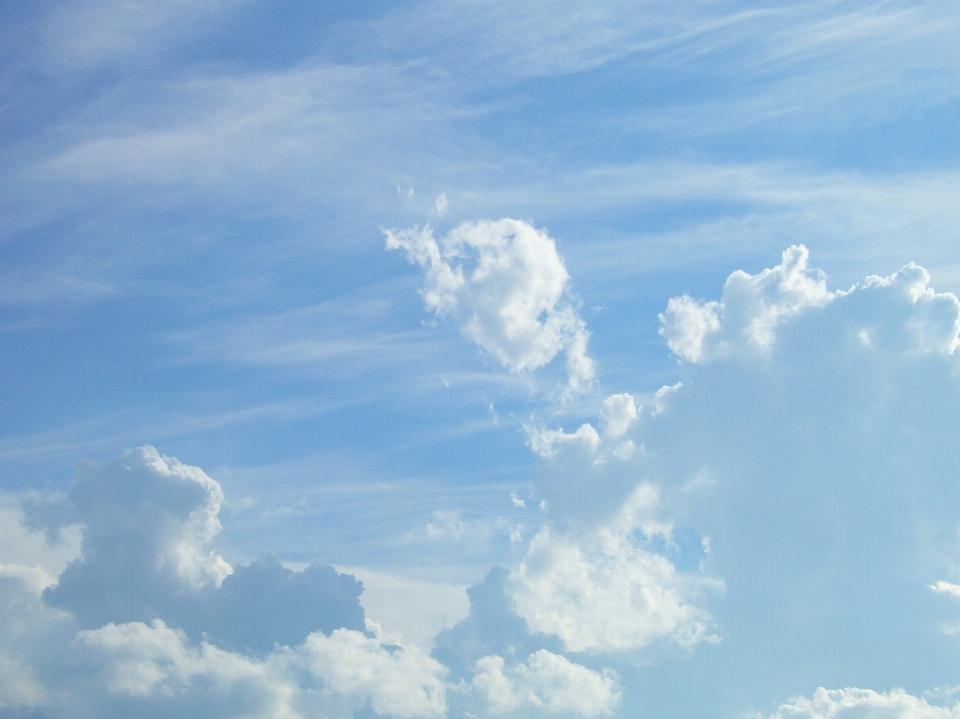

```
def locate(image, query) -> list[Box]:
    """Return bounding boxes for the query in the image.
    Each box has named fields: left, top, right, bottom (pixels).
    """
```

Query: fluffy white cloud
left=77, top=619, right=448, bottom=719
left=526, top=422, right=601, bottom=460
left=509, top=486, right=717, bottom=653
left=768, top=687, right=960, bottom=718
left=301, top=627, right=447, bottom=718
left=598, top=393, right=638, bottom=439
left=659, top=245, right=834, bottom=363
left=472, top=650, right=620, bottom=717
left=0, top=447, right=384, bottom=717
left=628, top=247, right=960, bottom=707
left=78, top=619, right=280, bottom=703
left=386, top=219, right=595, bottom=391
left=931, top=581, right=960, bottom=600
left=659, top=244, right=960, bottom=364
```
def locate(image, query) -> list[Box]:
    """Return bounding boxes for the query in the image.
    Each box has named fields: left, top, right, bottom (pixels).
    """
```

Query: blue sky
left=3, top=1, right=960, bottom=717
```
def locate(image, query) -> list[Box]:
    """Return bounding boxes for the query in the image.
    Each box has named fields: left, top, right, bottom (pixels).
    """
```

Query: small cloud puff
left=386, top=219, right=595, bottom=392
left=598, top=393, right=638, bottom=438
left=767, top=687, right=960, bottom=718
left=472, top=650, right=620, bottom=717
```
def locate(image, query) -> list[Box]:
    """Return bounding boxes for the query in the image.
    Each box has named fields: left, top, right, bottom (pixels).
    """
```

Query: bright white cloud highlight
left=768, top=687, right=960, bottom=718
left=526, top=422, right=601, bottom=460
left=659, top=245, right=833, bottom=363
left=78, top=620, right=448, bottom=719
left=509, top=487, right=717, bottom=653
left=386, top=219, right=595, bottom=391
left=599, top=393, right=638, bottom=438
left=472, top=650, right=620, bottom=717
left=659, top=245, right=960, bottom=363
left=931, top=581, right=960, bottom=600
left=301, top=627, right=448, bottom=718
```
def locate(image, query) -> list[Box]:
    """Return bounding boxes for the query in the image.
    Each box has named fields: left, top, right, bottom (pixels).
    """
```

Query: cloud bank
left=0, top=447, right=448, bottom=718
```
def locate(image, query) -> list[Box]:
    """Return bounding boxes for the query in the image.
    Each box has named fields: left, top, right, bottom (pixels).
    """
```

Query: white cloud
left=659, top=245, right=960, bottom=364
left=526, top=422, right=601, bottom=460
left=78, top=619, right=272, bottom=700
left=386, top=219, right=595, bottom=392
left=43, top=446, right=232, bottom=630
left=509, top=488, right=717, bottom=653
left=0, top=446, right=448, bottom=718
left=659, top=245, right=833, bottom=363
left=931, top=581, right=960, bottom=601
left=768, top=687, right=960, bottom=719
left=301, top=626, right=448, bottom=718
left=472, top=650, right=620, bottom=717
left=598, top=393, right=637, bottom=438
left=77, top=619, right=448, bottom=718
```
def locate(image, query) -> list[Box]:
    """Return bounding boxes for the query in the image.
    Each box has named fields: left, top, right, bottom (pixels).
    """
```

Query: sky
left=2, top=1, right=960, bottom=717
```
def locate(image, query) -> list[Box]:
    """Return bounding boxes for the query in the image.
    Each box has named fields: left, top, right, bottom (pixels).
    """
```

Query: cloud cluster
left=0, top=447, right=456, bottom=718
left=659, top=245, right=834, bottom=363
left=386, top=219, right=595, bottom=392
left=511, top=245, right=960, bottom=711
left=768, top=687, right=960, bottom=719
left=659, top=244, right=960, bottom=364
left=75, top=618, right=448, bottom=719
left=472, top=650, right=620, bottom=717
left=509, top=516, right=716, bottom=653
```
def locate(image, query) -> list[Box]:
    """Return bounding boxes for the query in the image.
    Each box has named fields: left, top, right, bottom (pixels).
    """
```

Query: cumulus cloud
left=629, top=247, right=960, bottom=705
left=77, top=619, right=448, bottom=719
left=472, top=650, right=620, bottom=717
left=524, top=389, right=681, bottom=523
left=300, top=626, right=447, bottom=718
left=32, top=447, right=365, bottom=656
left=0, top=447, right=402, bottom=718
left=386, top=219, right=595, bottom=392
left=511, top=247, right=960, bottom=709
left=508, top=488, right=717, bottom=653
left=598, top=393, right=638, bottom=439
left=659, top=245, right=834, bottom=363
left=659, top=244, right=960, bottom=363
left=768, top=687, right=960, bottom=718
left=42, top=446, right=231, bottom=629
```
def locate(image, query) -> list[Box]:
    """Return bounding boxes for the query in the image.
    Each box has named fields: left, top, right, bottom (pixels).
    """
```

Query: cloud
left=767, top=687, right=960, bottom=719
left=300, top=627, right=447, bottom=718
left=508, top=496, right=717, bottom=653
left=659, top=245, right=834, bottom=363
left=625, top=247, right=960, bottom=702
left=34, top=447, right=366, bottom=657
left=659, top=244, right=960, bottom=363
left=598, top=393, right=638, bottom=439
left=386, top=219, right=595, bottom=392
left=472, top=650, right=620, bottom=717
left=42, top=446, right=231, bottom=627
left=0, top=447, right=456, bottom=718
left=77, top=619, right=448, bottom=719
